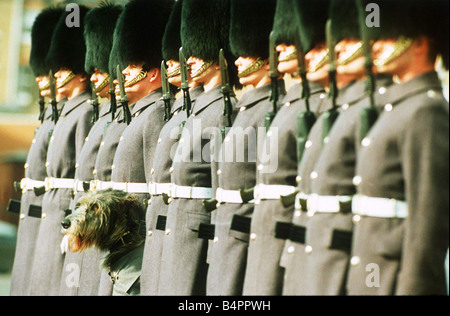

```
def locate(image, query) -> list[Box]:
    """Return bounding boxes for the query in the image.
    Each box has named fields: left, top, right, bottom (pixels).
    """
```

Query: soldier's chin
left=40, top=89, right=51, bottom=98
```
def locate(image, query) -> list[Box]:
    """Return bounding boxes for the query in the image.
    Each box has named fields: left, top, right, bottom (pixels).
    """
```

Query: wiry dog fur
left=62, top=189, right=145, bottom=271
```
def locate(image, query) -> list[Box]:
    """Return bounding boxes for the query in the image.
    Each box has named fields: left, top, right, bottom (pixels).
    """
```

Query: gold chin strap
left=308, top=52, right=329, bottom=73
left=278, top=49, right=298, bottom=62
left=94, top=74, right=111, bottom=93
left=373, top=37, right=413, bottom=67
left=39, top=81, right=50, bottom=91
left=56, top=71, right=76, bottom=89
left=124, top=68, right=148, bottom=88
left=238, top=57, right=266, bottom=78
left=337, top=41, right=363, bottom=66
left=191, top=61, right=213, bottom=79
left=167, top=65, right=181, bottom=78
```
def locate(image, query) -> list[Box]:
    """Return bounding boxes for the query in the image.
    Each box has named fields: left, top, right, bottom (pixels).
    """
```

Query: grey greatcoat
left=98, top=89, right=167, bottom=295
left=242, top=81, right=325, bottom=295
left=29, top=91, right=93, bottom=296
left=207, top=81, right=285, bottom=296
left=281, top=80, right=364, bottom=295
left=93, top=103, right=135, bottom=296
left=298, top=76, right=392, bottom=295
left=9, top=104, right=59, bottom=296
left=158, top=85, right=237, bottom=295
left=58, top=100, right=112, bottom=296
left=347, top=71, right=449, bottom=295
left=141, top=85, right=204, bottom=295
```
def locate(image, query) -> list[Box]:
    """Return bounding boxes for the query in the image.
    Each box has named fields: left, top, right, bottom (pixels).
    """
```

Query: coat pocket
left=187, top=211, right=211, bottom=232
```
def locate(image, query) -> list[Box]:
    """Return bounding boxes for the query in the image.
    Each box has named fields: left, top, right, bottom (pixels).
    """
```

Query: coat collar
left=191, top=85, right=223, bottom=115
left=60, top=90, right=90, bottom=117
left=172, top=85, right=205, bottom=114
left=131, top=88, right=163, bottom=116
left=382, top=71, right=443, bottom=106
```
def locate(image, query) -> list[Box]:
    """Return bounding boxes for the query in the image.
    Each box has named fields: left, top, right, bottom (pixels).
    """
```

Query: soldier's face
left=235, top=56, right=270, bottom=87
left=305, top=44, right=329, bottom=83
left=122, top=63, right=149, bottom=104
left=90, top=69, right=110, bottom=98
left=276, top=44, right=298, bottom=74
left=55, top=68, right=87, bottom=99
left=372, top=38, right=412, bottom=78
left=335, top=39, right=365, bottom=79
left=187, top=56, right=215, bottom=84
left=36, top=75, right=50, bottom=98
left=166, top=59, right=182, bottom=87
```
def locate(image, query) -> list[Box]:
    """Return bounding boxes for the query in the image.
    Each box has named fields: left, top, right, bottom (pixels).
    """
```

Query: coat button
left=165, top=229, right=170, bottom=236
left=92, top=169, right=97, bottom=175
left=169, top=167, right=174, bottom=173
left=216, top=169, right=222, bottom=176
left=352, top=214, right=361, bottom=224
left=239, top=107, right=246, bottom=112
left=45, top=162, right=49, bottom=167
left=150, top=168, right=155, bottom=175
left=147, top=230, right=153, bottom=237
left=24, top=163, right=29, bottom=169
left=250, top=233, right=256, bottom=241
left=310, top=171, right=318, bottom=179
left=305, top=140, right=312, bottom=149
left=384, top=103, right=393, bottom=112
left=304, top=245, right=313, bottom=255
left=85, top=136, right=89, bottom=142
left=287, top=246, right=295, bottom=254
left=111, top=165, right=115, bottom=170
left=213, top=236, right=219, bottom=244
left=20, top=214, right=25, bottom=220
left=361, top=137, right=371, bottom=147
left=352, top=175, right=362, bottom=186
left=75, top=163, right=79, bottom=169
left=296, top=176, right=301, bottom=184
left=350, top=256, right=360, bottom=266
left=341, top=103, right=349, bottom=111
left=157, top=138, right=162, bottom=144
left=378, top=87, right=387, bottom=95
left=41, top=213, right=46, bottom=219
left=284, top=102, right=291, bottom=107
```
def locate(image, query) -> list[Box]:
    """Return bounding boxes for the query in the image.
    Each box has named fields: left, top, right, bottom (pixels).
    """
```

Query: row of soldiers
left=8, top=0, right=449, bottom=296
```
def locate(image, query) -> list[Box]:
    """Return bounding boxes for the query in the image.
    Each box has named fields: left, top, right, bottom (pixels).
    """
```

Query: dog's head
left=61, top=189, right=144, bottom=253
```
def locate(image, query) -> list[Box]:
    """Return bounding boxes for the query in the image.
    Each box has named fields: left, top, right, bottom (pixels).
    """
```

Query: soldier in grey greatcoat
left=295, top=0, right=393, bottom=295
left=140, top=0, right=205, bottom=295
left=94, top=0, right=174, bottom=295
left=58, top=3, right=123, bottom=296
left=206, top=0, right=280, bottom=296
left=28, top=6, right=94, bottom=296
left=158, top=0, right=238, bottom=296
left=347, top=0, right=449, bottom=295
left=9, top=7, right=64, bottom=296
left=239, top=0, right=328, bottom=296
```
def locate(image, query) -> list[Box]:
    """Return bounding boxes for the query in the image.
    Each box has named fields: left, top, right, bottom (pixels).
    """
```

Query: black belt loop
left=155, top=215, right=167, bottom=231
left=7, top=199, right=21, bottom=214
left=330, top=229, right=353, bottom=251
left=338, top=199, right=352, bottom=213
left=230, top=214, right=251, bottom=234
left=289, top=224, right=306, bottom=244
left=274, top=221, right=293, bottom=240
left=28, top=204, right=42, bottom=218
left=198, top=223, right=215, bottom=240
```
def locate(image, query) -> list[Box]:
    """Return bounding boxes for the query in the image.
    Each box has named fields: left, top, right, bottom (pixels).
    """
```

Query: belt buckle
left=20, top=178, right=27, bottom=191
left=168, top=183, right=175, bottom=198
left=338, top=196, right=352, bottom=213
left=44, top=177, right=51, bottom=192
left=90, top=180, right=98, bottom=192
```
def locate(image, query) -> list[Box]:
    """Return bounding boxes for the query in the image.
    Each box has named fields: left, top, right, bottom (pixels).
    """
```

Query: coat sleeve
left=396, top=102, right=449, bottom=295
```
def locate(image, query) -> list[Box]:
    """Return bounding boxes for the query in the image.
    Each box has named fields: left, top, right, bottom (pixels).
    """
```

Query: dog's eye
left=88, top=204, right=99, bottom=212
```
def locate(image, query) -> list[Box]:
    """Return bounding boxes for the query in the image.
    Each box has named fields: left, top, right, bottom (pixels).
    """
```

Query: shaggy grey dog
left=61, top=189, right=145, bottom=295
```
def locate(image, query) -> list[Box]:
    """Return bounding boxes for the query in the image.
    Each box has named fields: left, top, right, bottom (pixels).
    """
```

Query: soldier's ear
left=148, top=68, right=161, bottom=83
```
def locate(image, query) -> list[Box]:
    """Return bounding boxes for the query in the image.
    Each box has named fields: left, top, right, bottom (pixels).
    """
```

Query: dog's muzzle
left=61, top=219, right=71, bottom=229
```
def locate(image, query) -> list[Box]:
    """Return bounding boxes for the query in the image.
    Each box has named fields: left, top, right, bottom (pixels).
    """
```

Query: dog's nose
left=61, top=219, right=71, bottom=229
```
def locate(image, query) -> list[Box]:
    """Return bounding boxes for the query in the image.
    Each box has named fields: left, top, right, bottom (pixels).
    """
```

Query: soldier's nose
left=61, top=219, right=71, bottom=229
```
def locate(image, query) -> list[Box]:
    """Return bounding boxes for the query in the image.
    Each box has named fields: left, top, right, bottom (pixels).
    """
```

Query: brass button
left=304, top=245, right=312, bottom=255
left=250, top=233, right=256, bottom=241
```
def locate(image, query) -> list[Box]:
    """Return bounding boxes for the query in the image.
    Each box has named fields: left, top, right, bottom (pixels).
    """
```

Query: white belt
left=307, top=194, right=353, bottom=215
left=45, top=177, right=75, bottom=191
left=73, top=179, right=90, bottom=193
left=148, top=183, right=172, bottom=196
left=170, top=184, right=213, bottom=199
left=295, top=192, right=309, bottom=210
left=20, top=178, right=45, bottom=191
left=216, top=188, right=254, bottom=204
left=89, top=180, right=147, bottom=194
left=254, top=184, right=296, bottom=200
left=352, top=195, right=408, bottom=219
